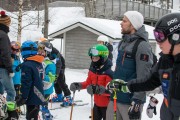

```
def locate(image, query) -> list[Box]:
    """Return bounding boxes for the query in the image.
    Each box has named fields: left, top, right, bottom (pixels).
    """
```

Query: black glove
left=70, top=82, right=82, bottom=92
left=16, top=96, right=26, bottom=107
left=128, top=100, right=142, bottom=119
left=87, top=85, right=105, bottom=95
left=15, top=64, right=22, bottom=72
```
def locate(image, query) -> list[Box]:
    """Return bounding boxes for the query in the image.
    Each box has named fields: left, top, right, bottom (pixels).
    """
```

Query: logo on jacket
left=162, top=73, right=169, bottom=79
left=140, top=54, right=149, bottom=62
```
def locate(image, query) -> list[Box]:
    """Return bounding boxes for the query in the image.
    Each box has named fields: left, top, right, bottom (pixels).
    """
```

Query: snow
left=8, top=7, right=85, bottom=42
left=49, top=17, right=155, bottom=40
left=17, top=68, right=163, bottom=120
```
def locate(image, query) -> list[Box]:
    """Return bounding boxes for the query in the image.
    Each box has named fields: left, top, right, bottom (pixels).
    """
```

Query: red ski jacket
left=81, top=59, right=113, bottom=107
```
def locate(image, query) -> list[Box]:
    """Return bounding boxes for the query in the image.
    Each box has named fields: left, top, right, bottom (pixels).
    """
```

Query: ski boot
left=61, top=96, right=72, bottom=107
left=41, top=106, right=53, bottom=120
left=50, top=94, right=64, bottom=102
left=0, top=95, right=8, bottom=119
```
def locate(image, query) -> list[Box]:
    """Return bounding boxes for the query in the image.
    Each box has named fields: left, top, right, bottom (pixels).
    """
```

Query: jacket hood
left=122, top=25, right=148, bottom=42
left=134, top=25, right=148, bottom=41
left=26, top=55, right=44, bottom=63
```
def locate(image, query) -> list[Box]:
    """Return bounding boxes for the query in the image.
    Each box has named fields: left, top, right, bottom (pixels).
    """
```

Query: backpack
left=118, top=39, right=157, bottom=67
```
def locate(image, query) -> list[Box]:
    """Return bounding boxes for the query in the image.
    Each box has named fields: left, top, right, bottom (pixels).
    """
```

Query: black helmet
left=154, top=13, right=180, bottom=45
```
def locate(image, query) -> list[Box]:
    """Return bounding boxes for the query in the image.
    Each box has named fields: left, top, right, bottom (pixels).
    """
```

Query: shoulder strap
left=132, top=39, right=146, bottom=58
left=118, top=40, right=123, bottom=50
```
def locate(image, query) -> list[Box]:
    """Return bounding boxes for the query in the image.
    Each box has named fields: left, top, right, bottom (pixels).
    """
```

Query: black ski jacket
left=128, top=53, right=180, bottom=115
left=0, top=24, right=13, bottom=73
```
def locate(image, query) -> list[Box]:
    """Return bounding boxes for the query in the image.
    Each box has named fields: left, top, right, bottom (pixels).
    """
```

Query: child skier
left=38, top=41, right=56, bottom=120
left=70, top=44, right=113, bottom=120
left=16, top=40, right=45, bottom=120
left=10, top=41, right=21, bottom=99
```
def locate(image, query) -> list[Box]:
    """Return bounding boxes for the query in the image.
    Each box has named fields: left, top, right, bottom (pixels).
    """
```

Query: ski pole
left=70, top=91, right=75, bottom=120
left=91, top=94, right=93, bottom=120
left=113, top=89, right=117, bottom=120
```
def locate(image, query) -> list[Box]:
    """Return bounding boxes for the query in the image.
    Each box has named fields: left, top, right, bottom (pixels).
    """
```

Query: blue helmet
left=21, top=40, right=38, bottom=59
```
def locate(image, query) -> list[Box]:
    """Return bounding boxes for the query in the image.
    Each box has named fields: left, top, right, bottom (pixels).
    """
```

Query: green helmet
left=88, top=44, right=109, bottom=58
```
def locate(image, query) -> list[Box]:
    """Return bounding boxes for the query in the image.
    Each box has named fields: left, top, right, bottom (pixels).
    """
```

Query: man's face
left=120, top=16, right=134, bottom=34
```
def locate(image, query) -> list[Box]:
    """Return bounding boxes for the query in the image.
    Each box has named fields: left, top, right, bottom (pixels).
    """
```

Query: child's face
left=157, top=38, right=171, bottom=54
left=97, top=41, right=104, bottom=45
left=38, top=49, right=46, bottom=57
left=91, top=56, right=100, bottom=62
left=11, top=48, right=20, bottom=55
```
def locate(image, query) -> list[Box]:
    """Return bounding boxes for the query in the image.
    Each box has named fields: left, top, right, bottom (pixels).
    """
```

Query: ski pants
left=93, top=104, right=107, bottom=120
left=54, top=69, right=71, bottom=97
left=106, top=101, right=143, bottom=120
left=0, top=68, right=15, bottom=101
left=160, top=102, right=180, bottom=120
left=26, top=105, right=40, bottom=120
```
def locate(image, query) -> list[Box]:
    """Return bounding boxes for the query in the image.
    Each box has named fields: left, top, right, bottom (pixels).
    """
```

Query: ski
left=49, top=103, right=89, bottom=110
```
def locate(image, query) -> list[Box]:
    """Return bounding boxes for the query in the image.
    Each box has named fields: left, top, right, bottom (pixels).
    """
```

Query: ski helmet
left=38, top=41, right=52, bottom=56
left=88, top=44, right=109, bottom=58
left=97, top=35, right=109, bottom=43
left=88, top=44, right=109, bottom=68
left=21, top=40, right=38, bottom=59
left=11, top=41, right=21, bottom=52
left=154, top=12, right=180, bottom=45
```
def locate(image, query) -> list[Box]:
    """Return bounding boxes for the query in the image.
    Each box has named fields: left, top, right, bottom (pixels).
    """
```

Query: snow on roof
left=49, top=17, right=155, bottom=40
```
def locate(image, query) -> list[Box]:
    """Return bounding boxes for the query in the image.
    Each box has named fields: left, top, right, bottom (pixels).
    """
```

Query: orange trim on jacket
left=26, top=55, right=44, bottom=63
left=81, top=70, right=112, bottom=107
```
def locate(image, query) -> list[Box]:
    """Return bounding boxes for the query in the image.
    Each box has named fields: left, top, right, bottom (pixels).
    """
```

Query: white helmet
left=97, top=35, right=109, bottom=43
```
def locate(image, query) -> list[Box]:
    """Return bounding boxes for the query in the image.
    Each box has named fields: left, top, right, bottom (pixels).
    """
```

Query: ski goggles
left=88, top=48, right=99, bottom=56
left=153, top=30, right=167, bottom=43
left=11, top=47, right=20, bottom=52
left=88, top=48, right=108, bottom=57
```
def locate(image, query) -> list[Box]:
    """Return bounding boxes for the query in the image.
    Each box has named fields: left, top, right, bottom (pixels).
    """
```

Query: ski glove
left=146, top=96, right=158, bottom=118
left=70, top=82, right=82, bottom=92
left=87, top=84, right=105, bottom=95
left=9, top=73, right=14, bottom=78
left=128, top=100, right=142, bottom=119
left=107, top=79, right=130, bottom=93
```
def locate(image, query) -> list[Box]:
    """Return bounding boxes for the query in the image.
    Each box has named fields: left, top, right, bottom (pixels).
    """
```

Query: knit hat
left=0, top=11, right=11, bottom=27
left=124, top=11, right=144, bottom=30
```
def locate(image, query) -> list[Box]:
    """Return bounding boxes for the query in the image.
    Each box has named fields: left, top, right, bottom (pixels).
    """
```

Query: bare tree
left=17, top=0, right=23, bottom=43
left=44, top=0, right=49, bottom=38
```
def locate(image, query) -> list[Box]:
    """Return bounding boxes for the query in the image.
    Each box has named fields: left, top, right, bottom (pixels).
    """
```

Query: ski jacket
left=0, top=24, right=13, bottom=73
left=128, top=53, right=180, bottom=116
left=21, top=55, right=45, bottom=105
left=11, top=54, right=21, bottom=85
left=113, top=26, right=153, bottom=104
left=81, top=59, right=113, bottom=107
left=50, top=47, right=62, bottom=76
left=43, top=58, right=56, bottom=95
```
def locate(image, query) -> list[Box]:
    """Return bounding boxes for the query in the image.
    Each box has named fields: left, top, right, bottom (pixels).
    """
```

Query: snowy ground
left=19, top=68, right=163, bottom=120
